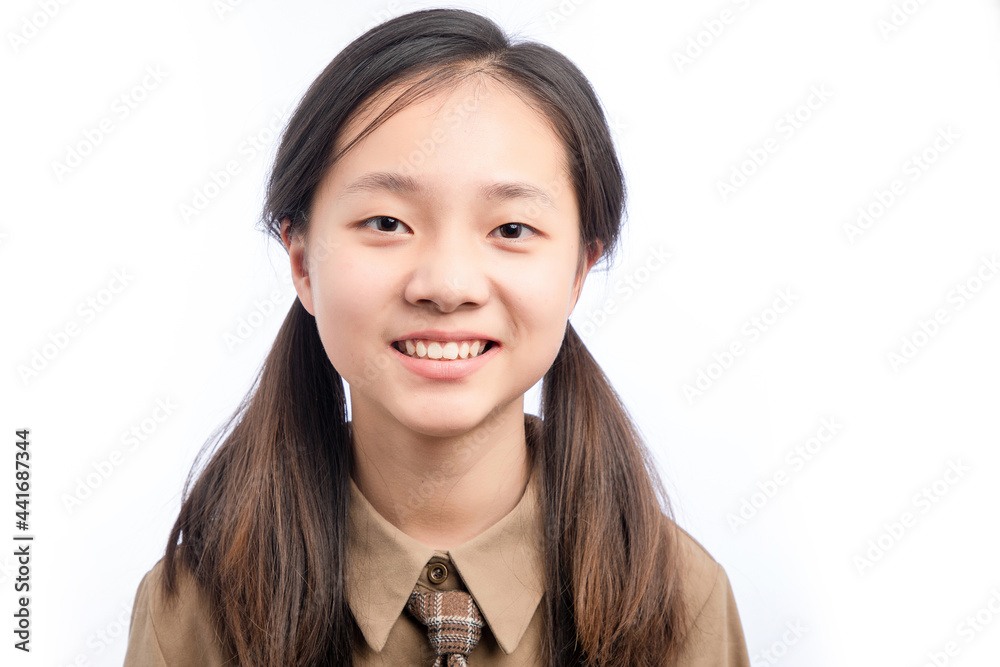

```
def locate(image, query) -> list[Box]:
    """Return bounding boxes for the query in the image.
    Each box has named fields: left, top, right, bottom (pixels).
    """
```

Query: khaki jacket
left=124, top=419, right=751, bottom=665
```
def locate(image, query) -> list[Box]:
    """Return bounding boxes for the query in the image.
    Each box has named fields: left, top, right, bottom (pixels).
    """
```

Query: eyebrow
left=338, top=171, right=556, bottom=210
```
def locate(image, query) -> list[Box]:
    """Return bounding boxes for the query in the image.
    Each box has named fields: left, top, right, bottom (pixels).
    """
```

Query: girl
left=124, top=8, right=750, bottom=666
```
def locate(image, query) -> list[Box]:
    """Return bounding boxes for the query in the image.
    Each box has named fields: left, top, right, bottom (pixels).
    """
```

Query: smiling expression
left=284, top=75, right=599, bottom=439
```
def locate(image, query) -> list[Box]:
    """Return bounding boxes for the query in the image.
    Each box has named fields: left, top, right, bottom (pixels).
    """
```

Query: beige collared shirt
left=124, top=423, right=752, bottom=666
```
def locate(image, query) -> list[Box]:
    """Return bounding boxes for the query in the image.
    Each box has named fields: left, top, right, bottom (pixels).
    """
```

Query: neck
left=348, top=399, right=531, bottom=550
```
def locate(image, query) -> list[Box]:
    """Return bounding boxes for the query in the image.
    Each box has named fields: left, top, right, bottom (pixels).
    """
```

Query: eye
left=490, top=223, right=537, bottom=240
left=361, top=216, right=411, bottom=234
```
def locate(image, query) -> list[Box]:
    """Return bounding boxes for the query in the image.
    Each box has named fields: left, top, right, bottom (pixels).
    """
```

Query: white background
left=2, top=0, right=999, bottom=665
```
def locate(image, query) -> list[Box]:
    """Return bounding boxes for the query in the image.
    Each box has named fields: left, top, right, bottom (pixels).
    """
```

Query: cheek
left=309, top=252, right=391, bottom=374
left=508, top=254, right=578, bottom=320
left=506, top=257, right=577, bottom=356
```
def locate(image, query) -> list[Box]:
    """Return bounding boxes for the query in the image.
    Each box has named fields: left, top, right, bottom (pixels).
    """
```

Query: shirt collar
left=345, top=414, right=546, bottom=655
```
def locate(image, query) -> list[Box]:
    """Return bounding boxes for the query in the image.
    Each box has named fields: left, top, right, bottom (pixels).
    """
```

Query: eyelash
left=360, top=216, right=538, bottom=240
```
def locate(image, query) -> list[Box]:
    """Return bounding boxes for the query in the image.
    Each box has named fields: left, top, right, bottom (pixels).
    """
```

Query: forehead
left=332, top=74, right=571, bottom=180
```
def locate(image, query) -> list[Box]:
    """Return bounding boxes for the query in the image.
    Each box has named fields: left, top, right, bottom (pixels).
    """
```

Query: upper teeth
left=399, top=339, right=491, bottom=360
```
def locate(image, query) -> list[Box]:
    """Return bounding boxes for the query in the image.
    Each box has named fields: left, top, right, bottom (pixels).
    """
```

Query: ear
left=281, top=218, right=316, bottom=316
left=568, top=239, right=603, bottom=315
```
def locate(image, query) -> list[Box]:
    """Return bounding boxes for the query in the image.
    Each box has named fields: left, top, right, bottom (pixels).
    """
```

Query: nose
left=403, top=232, right=489, bottom=313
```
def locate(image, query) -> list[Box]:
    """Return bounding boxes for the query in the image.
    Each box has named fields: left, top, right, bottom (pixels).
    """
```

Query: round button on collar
left=428, top=562, right=449, bottom=585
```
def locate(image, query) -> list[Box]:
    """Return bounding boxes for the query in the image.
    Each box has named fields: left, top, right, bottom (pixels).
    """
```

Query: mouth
left=391, top=338, right=498, bottom=361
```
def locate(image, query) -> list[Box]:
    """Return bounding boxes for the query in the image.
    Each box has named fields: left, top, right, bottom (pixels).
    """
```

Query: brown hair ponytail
left=540, top=322, right=686, bottom=665
left=164, top=299, right=356, bottom=664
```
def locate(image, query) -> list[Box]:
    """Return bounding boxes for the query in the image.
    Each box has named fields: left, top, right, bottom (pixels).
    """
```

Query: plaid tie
left=406, top=588, right=484, bottom=666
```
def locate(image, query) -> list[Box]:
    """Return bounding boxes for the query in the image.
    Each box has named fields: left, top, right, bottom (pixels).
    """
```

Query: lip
left=390, top=339, right=500, bottom=380
left=392, top=330, right=498, bottom=344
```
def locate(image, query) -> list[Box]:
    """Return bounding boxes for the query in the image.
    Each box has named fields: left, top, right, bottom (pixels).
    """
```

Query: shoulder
left=123, top=549, right=232, bottom=667
left=664, top=517, right=752, bottom=667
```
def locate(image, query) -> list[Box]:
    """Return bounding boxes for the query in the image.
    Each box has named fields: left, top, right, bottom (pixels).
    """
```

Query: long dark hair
left=164, top=8, right=687, bottom=665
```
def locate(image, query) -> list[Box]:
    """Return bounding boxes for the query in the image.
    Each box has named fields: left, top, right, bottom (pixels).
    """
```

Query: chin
left=396, top=410, right=487, bottom=439
left=395, top=395, right=515, bottom=438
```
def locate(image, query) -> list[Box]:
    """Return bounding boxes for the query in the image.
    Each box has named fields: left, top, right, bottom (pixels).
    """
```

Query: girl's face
left=284, top=77, right=599, bottom=439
